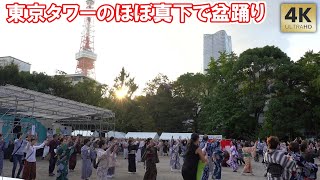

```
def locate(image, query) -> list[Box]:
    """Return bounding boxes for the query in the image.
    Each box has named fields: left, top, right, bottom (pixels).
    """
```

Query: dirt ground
left=1, top=156, right=318, bottom=180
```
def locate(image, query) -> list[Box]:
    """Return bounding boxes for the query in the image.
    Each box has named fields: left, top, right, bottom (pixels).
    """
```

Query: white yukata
left=136, top=141, right=145, bottom=162
left=123, top=141, right=128, bottom=159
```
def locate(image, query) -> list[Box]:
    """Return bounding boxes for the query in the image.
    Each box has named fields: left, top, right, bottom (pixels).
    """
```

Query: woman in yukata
left=170, top=139, right=181, bottom=172
left=228, top=141, right=239, bottom=172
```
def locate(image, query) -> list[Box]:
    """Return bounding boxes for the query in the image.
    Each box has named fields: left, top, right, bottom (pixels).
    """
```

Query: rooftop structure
left=0, top=84, right=115, bottom=138
left=0, top=56, right=31, bottom=72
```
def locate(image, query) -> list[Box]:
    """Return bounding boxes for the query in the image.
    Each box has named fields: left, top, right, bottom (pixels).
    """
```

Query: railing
left=75, top=50, right=97, bottom=60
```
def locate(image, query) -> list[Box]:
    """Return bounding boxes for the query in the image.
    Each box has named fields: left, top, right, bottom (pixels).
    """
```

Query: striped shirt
left=264, top=149, right=296, bottom=180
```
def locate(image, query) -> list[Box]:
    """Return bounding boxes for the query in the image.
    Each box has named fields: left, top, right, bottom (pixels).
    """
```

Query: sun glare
left=115, top=87, right=127, bottom=99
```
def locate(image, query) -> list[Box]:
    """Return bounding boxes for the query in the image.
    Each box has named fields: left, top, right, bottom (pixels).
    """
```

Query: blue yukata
left=212, top=145, right=224, bottom=180
left=199, top=141, right=218, bottom=180
left=229, top=145, right=239, bottom=172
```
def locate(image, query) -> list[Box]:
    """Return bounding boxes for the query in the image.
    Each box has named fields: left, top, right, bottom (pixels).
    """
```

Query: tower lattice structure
left=75, top=0, right=97, bottom=79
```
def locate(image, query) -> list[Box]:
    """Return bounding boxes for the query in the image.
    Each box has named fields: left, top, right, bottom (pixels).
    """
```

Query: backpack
left=267, top=163, right=284, bottom=178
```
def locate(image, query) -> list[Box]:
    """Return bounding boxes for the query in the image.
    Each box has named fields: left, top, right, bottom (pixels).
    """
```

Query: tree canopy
left=1, top=46, right=320, bottom=140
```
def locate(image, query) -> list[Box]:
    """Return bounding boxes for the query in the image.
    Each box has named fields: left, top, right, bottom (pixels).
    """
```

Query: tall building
left=75, top=0, right=97, bottom=79
left=203, top=30, right=232, bottom=73
left=0, top=56, right=31, bottom=72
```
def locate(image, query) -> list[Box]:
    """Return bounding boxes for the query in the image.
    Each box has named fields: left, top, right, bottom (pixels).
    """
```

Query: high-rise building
left=203, top=30, right=232, bottom=73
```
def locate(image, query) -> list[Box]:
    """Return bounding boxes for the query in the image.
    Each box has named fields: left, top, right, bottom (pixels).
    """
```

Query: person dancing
left=181, top=133, right=207, bottom=180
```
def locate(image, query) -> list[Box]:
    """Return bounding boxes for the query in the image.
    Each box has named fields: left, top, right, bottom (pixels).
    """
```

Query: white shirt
left=25, top=142, right=46, bottom=162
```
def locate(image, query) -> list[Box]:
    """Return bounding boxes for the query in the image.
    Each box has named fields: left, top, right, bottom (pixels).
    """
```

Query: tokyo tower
left=75, top=0, right=97, bottom=79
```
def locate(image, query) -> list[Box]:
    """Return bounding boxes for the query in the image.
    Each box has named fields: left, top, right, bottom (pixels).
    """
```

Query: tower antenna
left=75, top=0, right=97, bottom=79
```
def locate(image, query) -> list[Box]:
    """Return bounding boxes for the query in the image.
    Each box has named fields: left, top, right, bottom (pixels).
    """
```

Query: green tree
left=199, top=52, right=253, bottom=138
left=263, top=63, right=306, bottom=139
left=66, top=79, right=108, bottom=106
left=110, top=67, right=138, bottom=99
left=173, top=73, right=207, bottom=103
left=110, top=97, right=155, bottom=132
left=144, top=73, right=170, bottom=96
left=297, top=51, right=320, bottom=137
left=172, top=73, right=207, bottom=132
left=235, top=46, right=291, bottom=129
left=0, top=64, right=23, bottom=86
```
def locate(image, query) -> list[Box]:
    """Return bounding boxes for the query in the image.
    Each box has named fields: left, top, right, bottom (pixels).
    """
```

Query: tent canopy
left=0, top=85, right=115, bottom=133
left=0, top=85, right=115, bottom=121
left=199, top=135, right=223, bottom=140
left=105, top=131, right=126, bottom=139
left=159, top=133, right=192, bottom=140
left=125, top=132, right=159, bottom=139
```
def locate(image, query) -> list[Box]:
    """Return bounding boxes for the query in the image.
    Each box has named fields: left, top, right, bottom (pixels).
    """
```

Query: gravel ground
left=1, top=156, right=319, bottom=180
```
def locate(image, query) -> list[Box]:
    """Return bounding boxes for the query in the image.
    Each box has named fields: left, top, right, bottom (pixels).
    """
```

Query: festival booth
left=220, top=139, right=232, bottom=151
left=71, top=130, right=93, bottom=137
left=125, top=132, right=159, bottom=140
left=199, top=135, right=223, bottom=141
left=105, top=131, right=126, bottom=139
left=199, top=135, right=231, bottom=151
left=159, top=132, right=192, bottom=140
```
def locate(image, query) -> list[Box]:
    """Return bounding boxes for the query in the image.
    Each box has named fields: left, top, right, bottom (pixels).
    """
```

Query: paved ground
left=1, top=156, right=318, bottom=180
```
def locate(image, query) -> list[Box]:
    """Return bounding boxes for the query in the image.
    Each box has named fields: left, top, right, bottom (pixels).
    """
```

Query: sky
left=0, top=0, right=319, bottom=94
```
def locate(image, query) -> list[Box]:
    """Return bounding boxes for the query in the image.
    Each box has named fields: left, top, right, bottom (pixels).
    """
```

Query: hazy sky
left=1, top=0, right=319, bottom=94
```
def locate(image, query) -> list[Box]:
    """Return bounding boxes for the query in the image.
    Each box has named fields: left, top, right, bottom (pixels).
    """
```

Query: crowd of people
left=180, top=134, right=320, bottom=180
left=0, top=131, right=319, bottom=180
left=0, top=131, right=163, bottom=180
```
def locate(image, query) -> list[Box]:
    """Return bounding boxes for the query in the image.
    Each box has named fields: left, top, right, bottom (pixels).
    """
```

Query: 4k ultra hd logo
left=281, top=4, right=317, bottom=33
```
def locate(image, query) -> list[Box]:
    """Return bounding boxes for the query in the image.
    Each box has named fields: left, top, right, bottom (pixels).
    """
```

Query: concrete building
left=203, top=30, right=232, bottom=73
left=65, top=74, right=94, bottom=85
left=0, top=56, right=31, bottom=72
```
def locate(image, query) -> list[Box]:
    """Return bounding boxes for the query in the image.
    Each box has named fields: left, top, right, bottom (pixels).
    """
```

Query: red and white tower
left=75, top=0, right=97, bottom=79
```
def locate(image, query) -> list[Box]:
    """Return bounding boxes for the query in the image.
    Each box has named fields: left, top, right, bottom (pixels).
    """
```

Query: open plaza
left=0, top=156, right=273, bottom=180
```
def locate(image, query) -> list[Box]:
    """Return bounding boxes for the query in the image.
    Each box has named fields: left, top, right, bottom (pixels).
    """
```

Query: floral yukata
left=96, top=148, right=111, bottom=180
left=170, top=141, right=181, bottom=171
left=56, top=144, right=74, bottom=180
left=228, top=145, right=239, bottom=172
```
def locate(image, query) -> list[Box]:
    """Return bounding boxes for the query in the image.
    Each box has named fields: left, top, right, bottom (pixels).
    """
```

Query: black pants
left=182, top=168, right=196, bottom=180
left=49, top=156, right=57, bottom=174
left=237, top=158, right=245, bottom=165
left=128, top=154, right=136, bottom=172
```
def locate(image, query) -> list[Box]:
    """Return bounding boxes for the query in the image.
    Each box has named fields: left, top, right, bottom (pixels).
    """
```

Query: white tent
left=71, top=130, right=93, bottom=137
left=125, top=132, right=159, bottom=140
left=159, top=132, right=192, bottom=140
left=105, top=131, right=126, bottom=139
left=199, top=135, right=223, bottom=140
